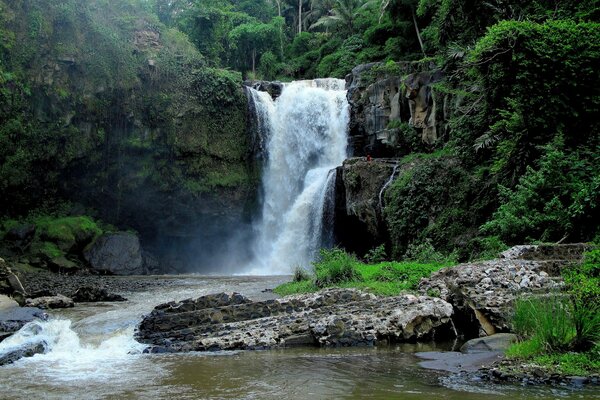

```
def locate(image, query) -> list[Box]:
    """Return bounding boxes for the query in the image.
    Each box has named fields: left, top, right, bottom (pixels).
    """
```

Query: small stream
left=0, top=276, right=597, bottom=400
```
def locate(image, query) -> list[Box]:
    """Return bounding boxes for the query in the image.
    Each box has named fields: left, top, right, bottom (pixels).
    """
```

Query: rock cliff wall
left=0, top=1, right=258, bottom=272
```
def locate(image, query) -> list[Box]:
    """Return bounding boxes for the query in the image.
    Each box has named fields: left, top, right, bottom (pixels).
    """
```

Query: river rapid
left=0, top=276, right=598, bottom=400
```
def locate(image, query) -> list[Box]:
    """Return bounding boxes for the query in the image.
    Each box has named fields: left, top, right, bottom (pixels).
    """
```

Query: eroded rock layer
left=136, top=289, right=453, bottom=352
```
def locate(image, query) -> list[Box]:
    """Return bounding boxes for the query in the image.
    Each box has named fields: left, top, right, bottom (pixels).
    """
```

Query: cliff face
left=0, top=1, right=257, bottom=271
left=345, top=62, right=447, bottom=157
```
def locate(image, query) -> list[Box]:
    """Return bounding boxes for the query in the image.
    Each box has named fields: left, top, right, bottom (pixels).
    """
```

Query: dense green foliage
left=274, top=248, right=452, bottom=296
left=0, top=0, right=598, bottom=272
left=0, top=0, right=255, bottom=227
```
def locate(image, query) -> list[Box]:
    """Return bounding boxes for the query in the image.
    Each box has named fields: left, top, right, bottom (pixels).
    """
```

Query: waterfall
left=378, top=162, right=400, bottom=210
left=246, top=79, right=349, bottom=275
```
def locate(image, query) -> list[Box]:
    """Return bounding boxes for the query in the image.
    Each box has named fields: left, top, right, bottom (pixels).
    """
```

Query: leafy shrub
left=481, top=139, right=600, bottom=244
left=563, top=250, right=600, bottom=350
left=292, top=266, right=312, bottom=282
left=314, top=248, right=362, bottom=287
left=404, top=238, right=455, bottom=263
left=364, top=244, right=387, bottom=263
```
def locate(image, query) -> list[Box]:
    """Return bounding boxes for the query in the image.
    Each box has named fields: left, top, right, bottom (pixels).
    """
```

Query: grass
left=273, top=248, right=453, bottom=297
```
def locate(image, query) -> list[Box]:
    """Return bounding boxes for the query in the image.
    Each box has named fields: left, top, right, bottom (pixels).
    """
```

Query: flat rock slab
left=136, top=288, right=454, bottom=352
left=417, top=351, right=504, bottom=373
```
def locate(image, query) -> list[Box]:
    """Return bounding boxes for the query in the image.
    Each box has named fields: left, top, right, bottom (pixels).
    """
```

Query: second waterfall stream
left=246, top=79, right=349, bottom=275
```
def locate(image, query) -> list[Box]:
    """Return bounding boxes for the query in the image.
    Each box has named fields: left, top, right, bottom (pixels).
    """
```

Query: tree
left=228, top=18, right=283, bottom=76
left=310, top=0, right=365, bottom=35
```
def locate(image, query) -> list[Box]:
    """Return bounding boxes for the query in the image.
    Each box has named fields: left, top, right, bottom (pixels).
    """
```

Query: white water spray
left=247, top=79, right=349, bottom=274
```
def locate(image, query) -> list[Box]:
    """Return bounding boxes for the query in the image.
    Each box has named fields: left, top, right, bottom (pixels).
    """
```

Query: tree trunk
left=298, top=0, right=302, bottom=34
left=252, top=48, right=256, bottom=77
left=411, top=7, right=426, bottom=56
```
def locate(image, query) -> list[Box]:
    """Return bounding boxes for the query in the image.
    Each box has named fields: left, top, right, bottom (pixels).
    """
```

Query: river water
left=0, top=276, right=597, bottom=400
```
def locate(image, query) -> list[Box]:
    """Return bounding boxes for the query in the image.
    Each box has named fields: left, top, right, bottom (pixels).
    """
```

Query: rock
left=136, top=288, right=454, bottom=352
left=0, top=341, right=47, bottom=366
left=403, top=70, right=444, bottom=144
left=244, top=80, right=284, bottom=99
left=84, top=232, right=146, bottom=275
left=47, top=256, right=81, bottom=273
left=345, top=62, right=445, bottom=155
left=4, top=224, right=36, bottom=249
left=0, top=295, right=47, bottom=342
left=0, top=258, right=28, bottom=306
left=418, top=245, right=580, bottom=335
left=72, top=286, right=127, bottom=302
left=25, top=294, right=74, bottom=309
left=337, top=158, right=397, bottom=242
left=460, top=333, right=518, bottom=354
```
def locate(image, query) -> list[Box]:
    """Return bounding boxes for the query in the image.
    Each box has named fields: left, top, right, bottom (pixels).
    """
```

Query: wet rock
left=25, top=294, right=74, bottom=309
left=136, top=288, right=454, bottom=352
left=84, top=232, right=145, bottom=275
left=460, top=333, right=517, bottom=354
left=0, top=341, right=47, bottom=366
left=0, top=295, right=47, bottom=342
left=244, top=80, right=284, bottom=99
left=418, top=244, right=589, bottom=335
left=338, top=158, right=397, bottom=240
left=72, top=286, right=127, bottom=302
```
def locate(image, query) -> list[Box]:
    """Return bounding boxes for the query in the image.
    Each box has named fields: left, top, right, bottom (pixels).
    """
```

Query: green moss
left=35, top=215, right=102, bottom=249
left=36, top=241, right=64, bottom=259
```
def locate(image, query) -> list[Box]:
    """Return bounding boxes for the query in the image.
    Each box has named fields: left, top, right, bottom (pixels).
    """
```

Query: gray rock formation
left=72, top=286, right=127, bottom=302
left=345, top=62, right=445, bottom=155
left=337, top=158, right=396, bottom=239
left=244, top=80, right=284, bottom=99
left=418, top=244, right=590, bottom=336
left=460, top=333, right=518, bottom=354
left=84, top=232, right=145, bottom=275
left=0, top=296, right=47, bottom=342
left=0, top=341, right=47, bottom=366
left=136, top=289, right=454, bottom=352
left=25, top=294, right=74, bottom=309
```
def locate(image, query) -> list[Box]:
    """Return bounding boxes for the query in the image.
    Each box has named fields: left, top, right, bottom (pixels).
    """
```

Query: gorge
left=0, top=0, right=598, bottom=398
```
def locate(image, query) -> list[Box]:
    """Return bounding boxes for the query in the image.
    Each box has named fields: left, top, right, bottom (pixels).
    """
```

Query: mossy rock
left=35, top=216, right=102, bottom=252
left=32, top=241, right=64, bottom=260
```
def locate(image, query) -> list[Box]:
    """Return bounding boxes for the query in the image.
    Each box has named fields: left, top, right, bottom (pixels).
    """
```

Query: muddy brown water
left=0, top=276, right=597, bottom=399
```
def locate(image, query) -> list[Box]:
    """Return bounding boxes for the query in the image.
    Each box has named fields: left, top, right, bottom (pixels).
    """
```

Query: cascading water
left=246, top=79, right=349, bottom=275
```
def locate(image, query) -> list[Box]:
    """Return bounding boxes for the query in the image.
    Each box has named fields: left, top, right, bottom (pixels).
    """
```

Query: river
left=0, top=276, right=597, bottom=399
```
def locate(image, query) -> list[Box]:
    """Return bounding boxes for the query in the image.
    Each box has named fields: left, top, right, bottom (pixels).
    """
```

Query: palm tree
left=310, top=0, right=365, bottom=35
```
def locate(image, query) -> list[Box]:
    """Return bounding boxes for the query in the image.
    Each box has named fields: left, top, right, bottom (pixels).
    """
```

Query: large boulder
left=418, top=244, right=590, bottom=336
left=25, top=294, right=74, bottom=309
left=84, top=232, right=146, bottom=275
left=136, top=288, right=454, bottom=353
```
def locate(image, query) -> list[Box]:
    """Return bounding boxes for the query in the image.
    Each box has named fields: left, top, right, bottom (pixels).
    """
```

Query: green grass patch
left=273, top=248, right=452, bottom=297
